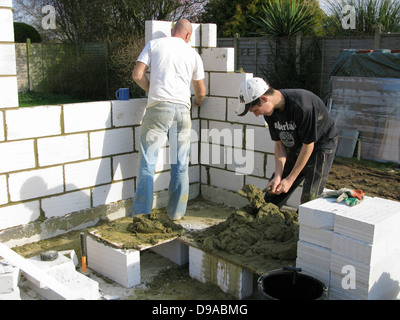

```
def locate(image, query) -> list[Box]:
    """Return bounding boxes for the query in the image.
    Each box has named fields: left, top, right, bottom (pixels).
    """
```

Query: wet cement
left=191, top=185, right=299, bottom=274
left=88, top=210, right=184, bottom=250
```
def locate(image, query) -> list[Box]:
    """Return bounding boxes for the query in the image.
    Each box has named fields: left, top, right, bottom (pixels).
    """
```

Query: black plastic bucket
left=257, top=267, right=327, bottom=300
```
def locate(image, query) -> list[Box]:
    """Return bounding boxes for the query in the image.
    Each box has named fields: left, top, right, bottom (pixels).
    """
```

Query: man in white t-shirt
left=132, top=19, right=206, bottom=220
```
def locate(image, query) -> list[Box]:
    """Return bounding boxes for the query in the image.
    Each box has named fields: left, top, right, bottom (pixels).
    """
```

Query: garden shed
left=329, top=49, right=400, bottom=164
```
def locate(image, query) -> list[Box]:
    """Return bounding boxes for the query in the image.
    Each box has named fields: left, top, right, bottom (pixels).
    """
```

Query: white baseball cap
left=235, top=77, right=269, bottom=116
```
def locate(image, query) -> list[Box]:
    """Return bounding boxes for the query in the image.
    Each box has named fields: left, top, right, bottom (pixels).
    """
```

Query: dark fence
left=218, top=33, right=400, bottom=100
left=15, top=33, right=400, bottom=101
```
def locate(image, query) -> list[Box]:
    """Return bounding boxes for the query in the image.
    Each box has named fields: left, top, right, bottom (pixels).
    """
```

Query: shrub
left=14, top=22, right=42, bottom=43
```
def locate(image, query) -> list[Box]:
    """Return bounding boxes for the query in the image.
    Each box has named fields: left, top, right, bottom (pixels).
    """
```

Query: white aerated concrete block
left=90, top=128, right=133, bottom=157
left=296, top=258, right=330, bottom=287
left=38, top=134, right=89, bottom=166
left=0, top=9, right=14, bottom=42
left=112, top=99, right=147, bottom=127
left=202, top=120, right=243, bottom=147
left=328, top=287, right=358, bottom=300
left=298, top=197, right=337, bottom=230
left=189, top=165, right=200, bottom=183
left=333, top=197, right=400, bottom=243
left=330, top=257, right=400, bottom=300
left=201, top=48, right=234, bottom=72
left=190, top=23, right=200, bottom=48
left=0, top=44, right=17, bottom=75
left=296, top=240, right=331, bottom=270
left=145, top=20, right=172, bottom=45
left=199, top=97, right=226, bottom=121
left=113, top=153, right=138, bottom=180
left=151, top=239, right=189, bottom=265
left=0, top=175, right=7, bottom=205
left=0, top=201, right=40, bottom=230
left=247, top=125, right=274, bottom=153
left=0, top=76, right=18, bottom=108
left=86, top=236, right=141, bottom=288
left=210, top=73, right=252, bottom=97
left=25, top=254, right=77, bottom=288
left=65, top=158, right=111, bottom=190
left=8, top=166, right=64, bottom=201
left=200, top=143, right=226, bottom=169
left=6, top=106, right=61, bottom=140
left=0, top=140, right=35, bottom=174
left=42, top=189, right=91, bottom=218
left=0, top=265, right=20, bottom=294
left=208, top=168, right=244, bottom=192
left=286, top=185, right=302, bottom=209
left=227, top=149, right=262, bottom=177
left=0, top=1, right=12, bottom=7
left=189, top=246, right=253, bottom=299
left=331, top=232, right=400, bottom=265
left=63, top=101, right=111, bottom=133
left=201, top=24, right=217, bottom=48
left=299, top=225, right=333, bottom=249
left=25, top=253, right=100, bottom=300
left=92, top=180, right=135, bottom=207
left=330, top=248, right=400, bottom=300
left=0, top=111, right=4, bottom=142
left=0, top=287, right=20, bottom=300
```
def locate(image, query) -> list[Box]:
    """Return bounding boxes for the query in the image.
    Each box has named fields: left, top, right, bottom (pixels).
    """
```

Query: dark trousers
left=264, top=137, right=338, bottom=208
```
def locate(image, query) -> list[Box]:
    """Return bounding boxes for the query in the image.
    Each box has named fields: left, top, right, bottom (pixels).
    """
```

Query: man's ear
left=260, top=95, right=268, bottom=104
left=185, top=33, right=191, bottom=43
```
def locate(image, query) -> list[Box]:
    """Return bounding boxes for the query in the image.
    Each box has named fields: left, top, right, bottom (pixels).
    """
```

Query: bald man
left=132, top=19, right=206, bottom=221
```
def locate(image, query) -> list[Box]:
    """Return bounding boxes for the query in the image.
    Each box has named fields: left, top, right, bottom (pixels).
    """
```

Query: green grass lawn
left=18, top=91, right=92, bottom=107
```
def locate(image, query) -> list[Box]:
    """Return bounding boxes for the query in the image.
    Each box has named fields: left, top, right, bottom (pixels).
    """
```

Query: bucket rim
left=257, top=267, right=328, bottom=300
left=257, top=268, right=327, bottom=290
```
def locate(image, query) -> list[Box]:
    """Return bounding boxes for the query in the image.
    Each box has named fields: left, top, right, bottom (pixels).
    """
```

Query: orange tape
left=82, top=256, right=87, bottom=272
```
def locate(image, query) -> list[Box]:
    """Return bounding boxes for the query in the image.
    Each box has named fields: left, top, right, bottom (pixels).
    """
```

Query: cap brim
left=235, top=102, right=251, bottom=116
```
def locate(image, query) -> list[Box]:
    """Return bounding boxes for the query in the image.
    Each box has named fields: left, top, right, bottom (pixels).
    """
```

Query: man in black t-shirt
left=235, top=77, right=338, bottom=208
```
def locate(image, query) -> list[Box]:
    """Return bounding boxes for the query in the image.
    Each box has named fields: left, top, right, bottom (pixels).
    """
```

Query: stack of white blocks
left=297, top=196, right=400, bottom=300
left=24, top=250, right=100, bottom=300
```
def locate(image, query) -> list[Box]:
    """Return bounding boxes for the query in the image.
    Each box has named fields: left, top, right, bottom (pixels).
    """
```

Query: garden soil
left=11, top=159, right=400, bottom=300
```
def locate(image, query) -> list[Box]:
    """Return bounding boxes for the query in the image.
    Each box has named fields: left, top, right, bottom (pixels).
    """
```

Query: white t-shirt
left=137, top=36, right=205, bottom=109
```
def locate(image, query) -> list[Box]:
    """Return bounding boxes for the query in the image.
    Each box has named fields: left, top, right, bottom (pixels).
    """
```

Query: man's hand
left=192, top=79, right=206, bottom=106
left=275, top=177, right=294, bottom=194
left=266, top=176, right=293, bottom=195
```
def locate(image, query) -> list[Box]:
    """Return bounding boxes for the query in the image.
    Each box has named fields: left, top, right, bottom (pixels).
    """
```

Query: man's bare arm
left=132, top=61, right=150, bottom=92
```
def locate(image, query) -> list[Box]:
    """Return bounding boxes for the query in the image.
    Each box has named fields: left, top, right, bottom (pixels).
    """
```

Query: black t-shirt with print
left=264, top=89, right=338, bottom=152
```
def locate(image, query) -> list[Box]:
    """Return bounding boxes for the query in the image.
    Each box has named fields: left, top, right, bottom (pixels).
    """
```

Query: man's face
left=249, top=96, right=273, bottom=117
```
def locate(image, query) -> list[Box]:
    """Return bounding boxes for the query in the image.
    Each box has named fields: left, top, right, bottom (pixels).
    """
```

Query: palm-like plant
left=322, top=0, right=400, bottom=35
left=253, top=0, right=318, bottom=37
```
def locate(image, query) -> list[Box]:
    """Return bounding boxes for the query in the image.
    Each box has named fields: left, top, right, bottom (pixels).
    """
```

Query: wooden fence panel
left=15, top=42, right=107, bottom=92
left=218, top=34, right=399, bottom=100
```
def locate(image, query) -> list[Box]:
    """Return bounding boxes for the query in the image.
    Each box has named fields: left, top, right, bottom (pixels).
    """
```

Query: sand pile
left=192, top=185, right=299, bottom=272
